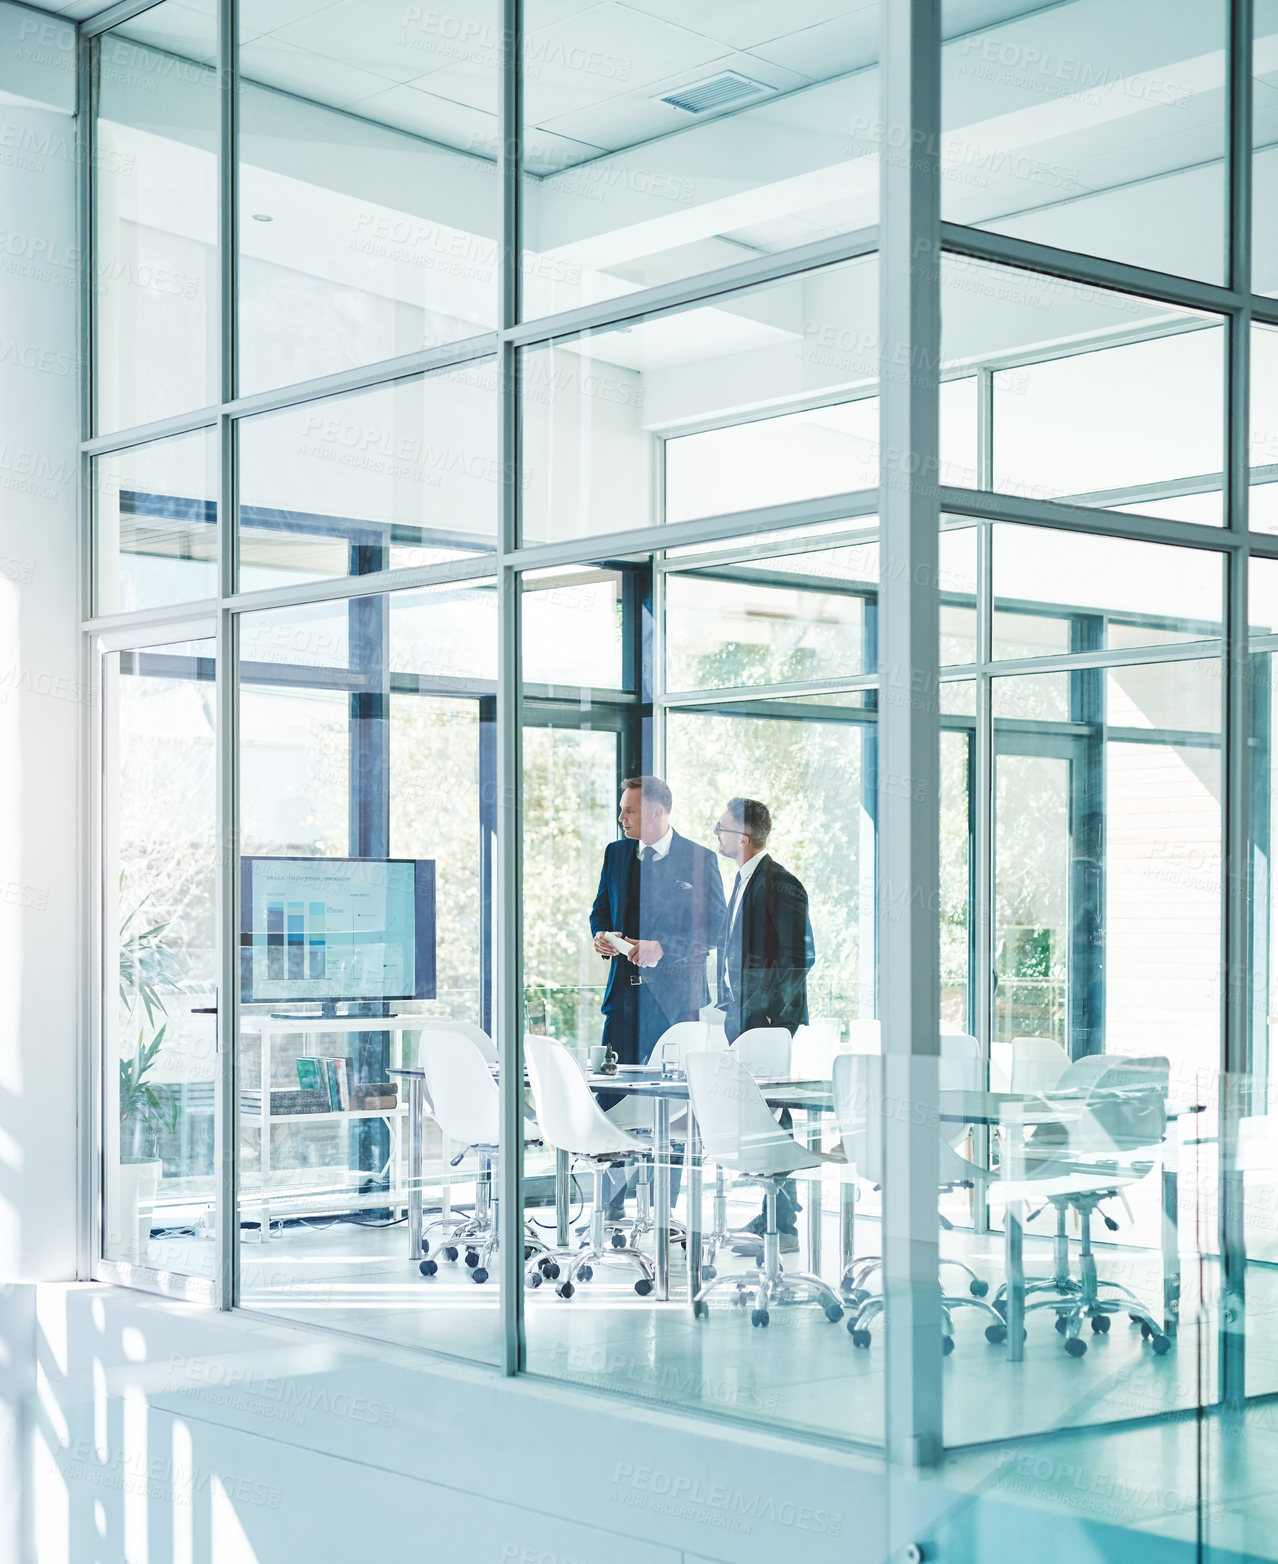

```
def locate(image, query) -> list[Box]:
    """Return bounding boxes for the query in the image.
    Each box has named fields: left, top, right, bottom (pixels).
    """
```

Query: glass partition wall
left=84, top=0, right=1278, bottom=1552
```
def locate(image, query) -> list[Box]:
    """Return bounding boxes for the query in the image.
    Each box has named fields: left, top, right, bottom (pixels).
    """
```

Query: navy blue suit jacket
left=718, top=854, right=815, bottom=1042
left=590, top=831, right=727, bottom=1025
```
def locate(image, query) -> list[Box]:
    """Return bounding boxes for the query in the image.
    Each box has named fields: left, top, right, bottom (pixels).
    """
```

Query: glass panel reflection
left=94, top=1, right=218, bottom=433
left=94, top=428, right=218, bottom=616
left=104, top=639, right=218, bottom=1280
left=519, top=1, right=880, bottom=320
left=236, top=581, right=501, bottom=1365
left=237, top=0, right=497, bottom=395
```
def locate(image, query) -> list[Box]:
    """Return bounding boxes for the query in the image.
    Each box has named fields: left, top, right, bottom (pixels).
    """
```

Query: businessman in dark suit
left=590, top=775, right=726, bottom=1218
left=714, top=796, right=814, bottom=1248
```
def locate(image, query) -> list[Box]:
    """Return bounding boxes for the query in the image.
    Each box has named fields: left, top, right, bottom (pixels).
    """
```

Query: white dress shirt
left=638, top=826, right=674, bottom=861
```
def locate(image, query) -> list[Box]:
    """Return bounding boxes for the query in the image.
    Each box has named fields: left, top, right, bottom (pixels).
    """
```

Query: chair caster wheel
left=1130, top=1313, right=1143, bottom=1324
left=1140, top=1322, right=1152, bottom=1339
left=464, top=1251, right=480, bottom=1269
left=527, top=1271, right=542, bottom=1288
left=556, top=1282, right=574, bottom=1299
left=1151, top=1333, right=1171, bottom=1355
left=969, top=1279, right=989, bottom=1298
left=851, top=1288, right=869, bottom=1306
left=1091, top=1315, right=1110, bottom=1334
left=849, top=1327, right=871, bottom=1348
left=751, top=1309, right=769, bottom=1327
left=992, top=1298, right=1007, bottom=1319
left=754, top=1254, right=763, bottom=1269
left=419, top=1259, right=438, bottom=1277
left=421, top=1240, right=430, bottom=1257
left=634, top=1278, right=653, bottom=1296
left=701, top=1265, right=716, bottom=1281
left=1065, top=1336, right=1087, bottom=1357
left=1054, top=1314, right=1069, bottom=1334
left=732, top=1292, right=749, bottom=1308
left=693, top=1299, right=708, bottom=1319
left=577, top=1264, right=593, bottom=1283
left=611, top=1232, right=627, bottom=1249
left=985, top=1323, right=1007, bottom=1344
left=545, top=1262, right=560, bottom=1280
left=472, top=1267, right=488, bottom=1284
left=825, top=1303, right=844, bottom=1323
left=443, top=1246, right=458, bottom=1262
left=942, top=1336, right=955, bottom=1356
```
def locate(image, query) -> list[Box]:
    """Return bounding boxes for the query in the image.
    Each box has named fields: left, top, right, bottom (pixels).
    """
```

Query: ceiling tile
left=116, top=1, right=218, bottom=65
left=270, top=0, right=493, bottom=85
left=535, top=49, right=809, bottom=155
left=239, top=0, right=343, bottom=43
left=343, top=79, right=497, bottom=153
left=239, top=34, right=397, bottom=108
left=617, top=0, right=868, bottom=53
left=750, top=13, right=879, bottom=80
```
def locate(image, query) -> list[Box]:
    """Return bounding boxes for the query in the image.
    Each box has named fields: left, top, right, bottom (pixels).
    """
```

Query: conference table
left=397, top=1060, right=1195, bottom=1355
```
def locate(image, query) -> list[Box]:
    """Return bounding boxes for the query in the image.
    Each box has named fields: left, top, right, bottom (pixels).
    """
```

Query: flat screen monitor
left=240, top=857, right=436, bottom=1005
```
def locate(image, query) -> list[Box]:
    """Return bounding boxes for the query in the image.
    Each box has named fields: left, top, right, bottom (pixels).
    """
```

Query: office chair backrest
left=1010, top=1036, right=1070, bottom=1096
left=939, top=1031, right=982, bottom=1092
left=686, top=1051, right=809, bottom=1176
left=417, top=1016, right=498, bottom=1066
left=1079, top=1055, right=1169, bottom=1155
left=792, top=1018, right=841, bottom=1079
left=524, top=1035, right=641, bottom=1157
left=846, top=1019, right=882, bottom=1053
left=656, top=1020, right=724, bottom=1074
left=831, top=1052, right=884, bottom=1185
left=420, top=1029, right=499, bottom=1147
left=731, top=1026, right=791, bottom=1077
left=1054, top=1053, right=1111, bottom=1094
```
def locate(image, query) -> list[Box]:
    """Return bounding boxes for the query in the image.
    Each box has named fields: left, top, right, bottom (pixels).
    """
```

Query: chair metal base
left=554, top=1162, right=656, bottom=1298
left=691, top=1182, right=844, bottom=1325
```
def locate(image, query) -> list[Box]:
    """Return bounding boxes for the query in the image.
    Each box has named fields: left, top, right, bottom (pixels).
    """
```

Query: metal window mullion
left=879, top=0, right=943, bottom=1473
left=1219, top=0, right=1254, bottom=1416
left=495, top=0, right=523, bottom=1380
left=215, top=0, right=240, bottom=1311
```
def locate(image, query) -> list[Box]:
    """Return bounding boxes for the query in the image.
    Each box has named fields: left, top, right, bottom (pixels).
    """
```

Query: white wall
left=0, top=14, right=79, bottom=1562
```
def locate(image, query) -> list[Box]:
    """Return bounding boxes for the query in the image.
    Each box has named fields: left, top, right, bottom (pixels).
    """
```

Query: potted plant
left=110, top=887, right=182, bottom=1265
left=109, top=1025, right=177, bottom=1263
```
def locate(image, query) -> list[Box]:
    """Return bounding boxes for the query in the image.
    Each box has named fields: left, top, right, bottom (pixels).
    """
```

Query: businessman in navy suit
left=590, top=774, right=727, bottom=1217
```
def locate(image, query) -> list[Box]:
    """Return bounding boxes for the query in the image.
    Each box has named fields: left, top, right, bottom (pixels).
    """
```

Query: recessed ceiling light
left=251, top=213, right=273, bottom=223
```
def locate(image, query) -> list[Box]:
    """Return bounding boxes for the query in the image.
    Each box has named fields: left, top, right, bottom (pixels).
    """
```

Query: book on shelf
left=295, top=1057, right=325, bottom=1093
left=350, top=1082, right=398, bottom=1110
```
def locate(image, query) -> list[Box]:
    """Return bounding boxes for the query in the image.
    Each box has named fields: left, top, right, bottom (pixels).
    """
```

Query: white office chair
left=700, top=1026, right=792, bottom=1273
left=525, top=1036, right=655, bottom=1299
left=846, top=1019, right=882, bottom=1053
left=833, top=1054, right=1005, bottom=1352
left=988, top=1054, right=1172, bottom=1355
left=687, top=1051, right=845, bottom=1328
left=791, top=1018, right=842, bottom=1080
left=1009, top=1036, right=1070, bottom=1095
left=415, top=1016, right=498, bottom=1065
left=416, top=1029, right=550, bottom=1286
left=601, top=1021, right=715, bottom=1249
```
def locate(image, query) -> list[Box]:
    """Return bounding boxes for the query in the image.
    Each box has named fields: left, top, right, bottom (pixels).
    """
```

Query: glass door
left=100, top=632, right=219, bottom=1293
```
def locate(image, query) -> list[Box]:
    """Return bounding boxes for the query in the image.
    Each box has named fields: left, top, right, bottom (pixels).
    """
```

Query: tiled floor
left=146, top=1187, right=1278, bottom=1555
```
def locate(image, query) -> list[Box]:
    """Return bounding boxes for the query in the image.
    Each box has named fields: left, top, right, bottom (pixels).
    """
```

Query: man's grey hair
left=725, top=796, right=771, bottom=846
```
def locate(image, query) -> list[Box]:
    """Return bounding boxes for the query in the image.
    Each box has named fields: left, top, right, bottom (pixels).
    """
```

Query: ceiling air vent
left=658, top=72, right=771, bottom=115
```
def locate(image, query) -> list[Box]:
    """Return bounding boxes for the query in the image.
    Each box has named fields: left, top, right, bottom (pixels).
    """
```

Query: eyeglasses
left=712, top=823, right=746, bottom=837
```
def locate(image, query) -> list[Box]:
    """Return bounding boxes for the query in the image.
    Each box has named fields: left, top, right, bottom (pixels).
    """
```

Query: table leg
left=408, top=1077, right=424, bottom=1261
left=971, top=1123, right=991, bottom=1237
left=839, top=1181, right=856, bottom=1291
left=804, top=1111, right=822, bottom=1273
left=686, top=1116, right=703, bottom=1302
left=1005, top=1199, right=1025, bottom=1362
left=260, top=1029, right=271, bottom=1243
left=1162, top=1117, right=1180, bottom=1339
left=556, top=1149, right=570, bottom=1247
left=654, top=1097, right=671, bottom=1301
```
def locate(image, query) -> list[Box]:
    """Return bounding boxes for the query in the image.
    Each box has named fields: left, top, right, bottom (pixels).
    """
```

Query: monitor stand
left=266, top=1001, right=399, bottom=1021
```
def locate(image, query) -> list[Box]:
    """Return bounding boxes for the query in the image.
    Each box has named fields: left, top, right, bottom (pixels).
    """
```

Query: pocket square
left=677, top=880, right=693, bottom=890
